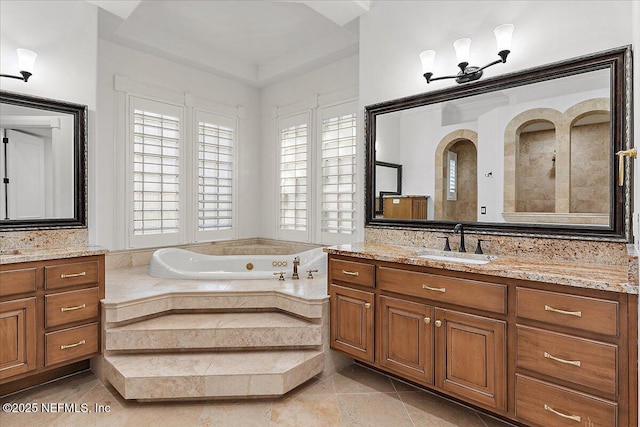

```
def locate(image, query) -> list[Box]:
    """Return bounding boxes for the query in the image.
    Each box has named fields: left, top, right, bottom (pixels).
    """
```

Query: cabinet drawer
left=330, top=259, right=375, bottom=288
left=0, top=268, right=37, bottom=297
left=45, top=261, right=99, bottom=290
left=516, top=287, right=618, bottom=336
left=45, top=323, right=99, bottom=366
left=378, top=267, right=506, bottom=314
left=45, top=287, right=100, bottom=328
left=516, top=325, right=617, bottom=395
left=516, top=375, right=617, bottom=427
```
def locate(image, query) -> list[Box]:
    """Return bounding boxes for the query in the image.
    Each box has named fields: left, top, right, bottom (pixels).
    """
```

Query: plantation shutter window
left=321, top=113, right=356, bottom=235
left=129, top=97, right=184, bottom=248
left=195, top=111, right=237, bottom=241
left=280, top=123, right=308, bottom=231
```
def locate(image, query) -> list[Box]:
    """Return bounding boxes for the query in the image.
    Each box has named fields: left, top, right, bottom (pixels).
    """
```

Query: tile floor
left=1, top=364, right=517, bottom=427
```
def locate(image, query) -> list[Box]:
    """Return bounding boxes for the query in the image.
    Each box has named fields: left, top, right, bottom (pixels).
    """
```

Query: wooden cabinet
left=0, top=255, right=105, bottom=394
left=382, top=196, right=428, bottom=219
left=0, top=298, right=36, bottom=380
left=379, top=296, right=433, bottom=384
left=330, top=284, right=374, bottom=362
left=435, top=309, right=506, bottom=410
left=328, top=253, right=637, bottom=426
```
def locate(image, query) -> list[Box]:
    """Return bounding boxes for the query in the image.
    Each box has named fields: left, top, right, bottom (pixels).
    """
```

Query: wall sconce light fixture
left=1, top=49, right=37, bottom=82
left=420, top=24, right=514, bottom=84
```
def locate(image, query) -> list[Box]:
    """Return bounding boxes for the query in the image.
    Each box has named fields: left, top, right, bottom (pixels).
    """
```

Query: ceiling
left=90, top=0, right=370, bottom=87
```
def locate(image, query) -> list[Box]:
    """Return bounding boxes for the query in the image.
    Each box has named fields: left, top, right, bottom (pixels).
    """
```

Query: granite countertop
left=325, top=242, right=638, bottom=294
left=0, top=245, right=108, bottom=265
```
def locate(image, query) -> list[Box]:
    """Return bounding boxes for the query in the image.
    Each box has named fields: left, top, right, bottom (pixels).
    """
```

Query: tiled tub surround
left=100, top=267, right=351, bottom=400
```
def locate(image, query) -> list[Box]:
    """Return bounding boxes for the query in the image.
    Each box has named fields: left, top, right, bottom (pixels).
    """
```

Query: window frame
left=193, top=109, right=238, bottom=242
left=276, top=111, right=312, bottom=243
left=316, top=101, right=358, bottom=244
left=127, top=95, right=186, bottom=249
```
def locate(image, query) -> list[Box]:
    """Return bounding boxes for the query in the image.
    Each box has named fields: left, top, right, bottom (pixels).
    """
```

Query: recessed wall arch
left=434, top=129, right=478, bottom=221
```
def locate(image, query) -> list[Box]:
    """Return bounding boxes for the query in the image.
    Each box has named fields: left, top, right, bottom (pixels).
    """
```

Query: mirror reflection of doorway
left=1, top=129, right=45, bottom=219
left=434, top=130, right=478, bottom=221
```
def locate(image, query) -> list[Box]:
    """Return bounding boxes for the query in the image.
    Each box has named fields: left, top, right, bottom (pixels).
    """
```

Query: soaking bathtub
left=148, top=246, right=327, bottom=280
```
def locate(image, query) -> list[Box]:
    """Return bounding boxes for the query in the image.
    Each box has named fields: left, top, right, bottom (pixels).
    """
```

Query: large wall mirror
left=0, top=91, right=87, bottom=229
left=365, top=46, right=633, bottom=241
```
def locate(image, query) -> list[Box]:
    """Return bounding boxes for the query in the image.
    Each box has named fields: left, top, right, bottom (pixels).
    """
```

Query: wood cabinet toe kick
left=327, top=254, right=637, bottom=427
left=0, top=255, right=105, bottom=395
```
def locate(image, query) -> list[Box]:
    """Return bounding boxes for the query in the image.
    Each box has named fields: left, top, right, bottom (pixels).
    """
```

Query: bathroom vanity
left=327, top=243, right=637, bottom=427
left=0, top=251, right=106, bottom=395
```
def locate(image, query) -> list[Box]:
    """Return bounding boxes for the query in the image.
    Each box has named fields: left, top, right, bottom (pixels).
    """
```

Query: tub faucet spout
left=292, top=256, right=300, bottom=279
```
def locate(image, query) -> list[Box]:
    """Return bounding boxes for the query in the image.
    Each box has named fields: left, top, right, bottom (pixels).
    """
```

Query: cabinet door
left=0, top=297, right=37, bottom=380
left=435, top=308, right=506, bottom=411
left=330, top=284, right=374, bottom=362
left=379, top=296, right=434, bottom=384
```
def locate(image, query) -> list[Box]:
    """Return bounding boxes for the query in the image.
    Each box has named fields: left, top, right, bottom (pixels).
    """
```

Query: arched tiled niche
left=503, top=98, right=610, bottom=224
left=434, top=129, right=478, bottom=221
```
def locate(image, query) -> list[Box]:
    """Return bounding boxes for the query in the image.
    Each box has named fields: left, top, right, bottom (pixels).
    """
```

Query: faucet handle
left=436, top=236, right=451, bottom=251
left=273, top=271, right=285, bottom=281
left=475, top=239, right=487, bottom=255
left=307, top=269, right=318, bottom=279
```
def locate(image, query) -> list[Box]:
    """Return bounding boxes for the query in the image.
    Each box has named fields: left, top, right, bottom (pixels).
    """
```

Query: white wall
left=96, top=40, right=262, bottom=250
left=259, top=55, right=359, bottom=241
left=0, top=0, right=97, bottom=237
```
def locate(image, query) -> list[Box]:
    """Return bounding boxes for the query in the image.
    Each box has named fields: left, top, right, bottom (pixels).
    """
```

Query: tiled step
left=104, top=349, right=325, bottom=400
left=105, top=312, right=322, bottom=351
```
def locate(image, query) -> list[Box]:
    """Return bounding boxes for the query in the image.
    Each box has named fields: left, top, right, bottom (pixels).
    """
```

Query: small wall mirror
left=0, top=91, right=87, bottom=229
left=366, top=46, right=632, bottom=241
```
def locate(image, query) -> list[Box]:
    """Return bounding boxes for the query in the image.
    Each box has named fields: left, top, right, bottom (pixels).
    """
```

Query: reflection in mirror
left=374, top=161, right=402, bottom=215
left=0, top=91, right=87, bottom=229
left=374, top=69, right=610, bottom=226
left=1, top=104, right=75, bottom=220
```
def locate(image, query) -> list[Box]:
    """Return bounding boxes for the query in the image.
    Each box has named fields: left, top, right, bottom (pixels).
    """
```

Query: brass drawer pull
left=544, top=351, right=581, bottom=367
left=544, top=404, right=581, bottom=422
left=424, top=317, right=431, bottom=324
left=342, top=270, right=359, bottom=277
left=422, top=284, right=446, bottom=293
left=544, top=305, right=582, bottom=318
left=60, top=271, right=87, bottom=279
left=60, top=304, right=86, bottom=312
left=60, top=339, right=86, bottom=350
left=364, top=303, right=371, bottom=309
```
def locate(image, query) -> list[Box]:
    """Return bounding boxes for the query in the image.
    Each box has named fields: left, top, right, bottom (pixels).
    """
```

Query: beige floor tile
left=399, top=391, right=487, bottom=427
left=48, top=382, right=131, bottom=427
left=271, top=394, right=341, bottom=427
left=290, top=375, right=336, bottom=396
left=391, top=378, right=423, bottom=392
left=123, top=401, right=207, bottom=427
left=476, top=411, right=517, bottom=427
left=0, top=371, right=99, bottom=427
left=336, top=392, right=413, bottom=427
left=333, top=364, right=395, bottom=394
left=200, top=400, right=272, bottom=427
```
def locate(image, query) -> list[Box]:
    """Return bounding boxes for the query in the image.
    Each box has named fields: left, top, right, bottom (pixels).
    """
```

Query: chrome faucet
left=453, top=223, right=466, bottom=252
left=292, top=256, right=300, bottom=279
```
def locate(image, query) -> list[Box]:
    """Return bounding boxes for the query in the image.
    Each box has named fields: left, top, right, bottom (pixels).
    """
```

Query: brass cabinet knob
left=364, top=303, right=371, bottom=309
left=424, top=317, right=431, bottom=324
left=435, top=320, right=442, bottom=327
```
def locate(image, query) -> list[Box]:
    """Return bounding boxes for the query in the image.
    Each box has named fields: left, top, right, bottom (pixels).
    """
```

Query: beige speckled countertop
left=325, top=242, right=639, bottom=294
left=0, top=245, right=108, bottom=265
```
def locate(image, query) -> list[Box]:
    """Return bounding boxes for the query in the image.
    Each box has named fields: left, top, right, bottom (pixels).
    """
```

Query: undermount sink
left=417, top=250, right=494, bottom=265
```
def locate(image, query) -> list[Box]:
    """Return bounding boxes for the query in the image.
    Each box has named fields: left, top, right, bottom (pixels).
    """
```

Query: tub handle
left=273, top=271, right=285, bottom=281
